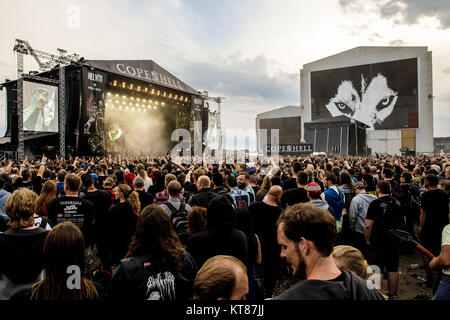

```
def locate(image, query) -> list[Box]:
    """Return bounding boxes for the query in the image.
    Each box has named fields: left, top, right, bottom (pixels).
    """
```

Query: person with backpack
left=322, top=173, right=346, bottom=240
left=364, top=180, right=405, bottom=300
left=227, top=175, right=251, bottom=208
left=398, top=172, right=421, bottom=243
left=160, top=180, right=191, bottom=245
left=188, top=175, right=217, bottom=209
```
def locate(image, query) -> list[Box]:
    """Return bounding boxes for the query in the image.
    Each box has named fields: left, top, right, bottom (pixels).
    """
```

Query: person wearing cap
left=348, top=181, right=377, bottom=256
left=306, top=182, right=335, bottom=217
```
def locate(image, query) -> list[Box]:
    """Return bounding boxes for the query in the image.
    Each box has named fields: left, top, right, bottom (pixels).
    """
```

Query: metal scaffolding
left=12, top=39, right=81, bottom=160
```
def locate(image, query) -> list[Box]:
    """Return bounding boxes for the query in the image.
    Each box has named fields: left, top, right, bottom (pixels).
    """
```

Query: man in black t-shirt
left=249, top=185, right=283, bottom=298
left=280, top=171, right=309, bottom=208
left=81, top=173, right=112, bottom=266
left=420, top=174, right=450, bottom=255
left=420, top=174, right=449, bottom=286
left=48, top=174, right=95, bottom=247
left=364, top=180, right=403, bottom=299
left=275, top=203, right=384, bottom=300
left=281, top=161, right=302, bottom=191
left=133, top=176, right=154, bottom=211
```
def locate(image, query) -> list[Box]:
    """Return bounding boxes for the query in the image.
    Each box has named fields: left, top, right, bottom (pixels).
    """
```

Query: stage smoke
left=104, top=107, right=170, bottom=156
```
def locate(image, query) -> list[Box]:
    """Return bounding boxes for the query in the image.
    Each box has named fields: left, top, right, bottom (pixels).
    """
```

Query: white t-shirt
left=442, top=224, right=450, bottom=276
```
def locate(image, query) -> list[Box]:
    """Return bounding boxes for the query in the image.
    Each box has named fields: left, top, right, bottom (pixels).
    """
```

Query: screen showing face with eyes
left=311, top=58, right=418, bottom=130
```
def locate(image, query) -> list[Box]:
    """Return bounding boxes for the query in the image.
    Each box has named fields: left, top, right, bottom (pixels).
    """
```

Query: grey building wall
left=255, top=106, right=301, bottom=153
left=300, top=46, right=433, bottom=155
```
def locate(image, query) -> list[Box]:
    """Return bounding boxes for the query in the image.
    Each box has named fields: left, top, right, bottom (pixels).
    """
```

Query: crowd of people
left=0, top=153, right=449, bottom=300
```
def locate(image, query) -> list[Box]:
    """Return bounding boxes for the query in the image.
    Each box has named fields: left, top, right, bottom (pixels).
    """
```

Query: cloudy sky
left=1, top=0, right=450, bottom=150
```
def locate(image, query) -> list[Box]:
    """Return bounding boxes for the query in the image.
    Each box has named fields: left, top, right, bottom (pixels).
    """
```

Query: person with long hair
left=106, top=184, right=140, bottom=265
left=33, top=180, right=57, bottom=231
left=106, top=205, right=198, bottom=300
left=12, top=222, right=100, bottom=300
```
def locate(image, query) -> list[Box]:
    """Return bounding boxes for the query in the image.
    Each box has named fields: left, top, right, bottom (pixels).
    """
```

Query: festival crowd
left=0, top=153, right=449, bottom=300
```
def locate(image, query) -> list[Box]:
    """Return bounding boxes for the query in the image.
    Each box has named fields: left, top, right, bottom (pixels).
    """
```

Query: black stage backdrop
left=311, top=58, right=418, bottom=130
left=80, top=67, right=109, bottom=155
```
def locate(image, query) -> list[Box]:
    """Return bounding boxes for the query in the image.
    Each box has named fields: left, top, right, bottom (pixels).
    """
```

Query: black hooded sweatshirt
left=0, top=227, right=49, bottom=299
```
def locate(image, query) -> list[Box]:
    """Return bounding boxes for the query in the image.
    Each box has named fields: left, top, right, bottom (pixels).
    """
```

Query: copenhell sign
left=266, top=144, right=313, bottom=155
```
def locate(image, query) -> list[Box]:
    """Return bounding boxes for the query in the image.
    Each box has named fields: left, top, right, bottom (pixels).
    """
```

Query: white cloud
left=0, top=0, right=449, bottom=142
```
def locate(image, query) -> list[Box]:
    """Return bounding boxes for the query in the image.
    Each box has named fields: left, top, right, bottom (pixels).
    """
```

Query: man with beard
left=237, top=173, right=255, bottom=203
left=274, top=203, right=384, bottom=300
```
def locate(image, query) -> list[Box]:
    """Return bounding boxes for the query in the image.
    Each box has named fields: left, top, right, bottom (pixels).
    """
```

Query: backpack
left=391, top=182, right=420, bottom=218
left=163, top=201, right=189, bottom=245
left=380, top=197, right=406, bottom=233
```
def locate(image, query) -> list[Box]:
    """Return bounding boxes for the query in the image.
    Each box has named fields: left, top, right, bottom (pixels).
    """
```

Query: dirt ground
left=272, top=249, right=435, bottom=300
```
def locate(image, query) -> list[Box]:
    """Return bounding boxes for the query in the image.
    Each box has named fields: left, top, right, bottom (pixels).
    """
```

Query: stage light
left=137, top=98, right=140, bottom=101
left=122, top=101, right=126, bottom=104
left=122, top=82, right=126, bottom=88
left=154, top=106, right=157, bottom=109
left=123, top=95, right=127, bottom=99
left=157, top=90, right=160, bottom=96
left=107, top=92, right=111, bottom=96
left=143, top=99, right=146, bottom=102
left=131, top=97, right=134, bottom=100
left=174, top=94, right=177, bottom=100
left=137, top=85, right=141, bottom=91
left=130, top=84, right=134, bottom=89
left=151, top=88, right=155, bottom=94
left=136, top=103, right=140, bottom=107
left=118, top=106, right=122, bottom=110
left=144, top=87, right=148, bottom=92
left=144, top=109, right=147, bottom=112
left=147, top=105, right=151, bottom=109
left=125, top=106, right=129, bottom=110
left=115, top=100, right=120, bottom=104
left=113, top=80, right=117, bottom=86
left=129, top=102, right=132, bottom=105
left=155, top=101, right=159, bottom=105
left=184, top=97, right=188, bottom=102
left=131, top=107, right=135, bottom=111
left=108, top=99, right=112, bottom=103
left=161, top=102, right=165, bottom=106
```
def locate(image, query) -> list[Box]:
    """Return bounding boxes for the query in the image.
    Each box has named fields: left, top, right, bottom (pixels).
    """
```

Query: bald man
left=249, top=185, right=283, bottom=298
left=188, top=175, right=217, bottom=208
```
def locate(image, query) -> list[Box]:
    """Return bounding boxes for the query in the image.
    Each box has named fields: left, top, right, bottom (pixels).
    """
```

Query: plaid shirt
left=154, top=189, right=185, bottom=204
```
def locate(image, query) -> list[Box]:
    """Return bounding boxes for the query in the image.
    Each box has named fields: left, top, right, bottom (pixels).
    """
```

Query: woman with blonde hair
left=135, top=164, right=152, bottom=189
left=332, top=245, right=369, bottom=280
left=34, top=180, right=57, bottom=231
left=0, top=188, right=49, bottom=299
left=106, top=184, right=141, bottom=265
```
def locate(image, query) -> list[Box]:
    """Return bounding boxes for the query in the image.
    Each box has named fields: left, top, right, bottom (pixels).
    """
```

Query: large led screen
left=23, top=81, right=58, bottom=132
left=311, top=58, right=418, bottom=130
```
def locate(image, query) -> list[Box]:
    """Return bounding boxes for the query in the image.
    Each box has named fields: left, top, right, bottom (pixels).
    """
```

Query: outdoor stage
left=0, top=58, right=208, bottom=160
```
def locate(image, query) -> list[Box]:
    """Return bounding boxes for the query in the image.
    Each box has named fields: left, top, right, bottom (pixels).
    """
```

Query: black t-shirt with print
left=47, top=196, right=95, bottom=246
